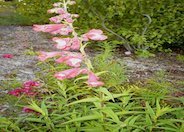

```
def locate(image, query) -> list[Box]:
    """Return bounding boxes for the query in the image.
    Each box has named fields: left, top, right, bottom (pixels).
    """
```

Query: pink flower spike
left=82, top=29, right=108, bottom=41
left=87, top=72, right=104, bottom=87
left=2, top=54, right=13, bottom=59
left=38, top=51, right=61, bottom=61
left=8, top=88, right=23, bottom=97
left=54, top=68, right=86, bottom=80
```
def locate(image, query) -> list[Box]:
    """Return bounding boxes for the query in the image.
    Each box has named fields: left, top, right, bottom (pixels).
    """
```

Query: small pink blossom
left=68, top=1, right=76, bottom=5
left=58, top=26, right=73, bottom=35
left=82, top=29, right=107, bottom=41
left=33, top=24, right=72, bottom=35
left=49, top=15, right=63, bottom=23
left=52, top=37, right=71, bottom=50
left=38, top=51, right=61, bottom=61
left=48, top=8, right=65, bottom=14
left=8, top=80, right=39, bottom=97
left=52, top=37, right=80, bottom=50
left=8, top=88, right=23, bottom=97
left=87, top=72, right=104, bottom=87
left=56, top=52, right=83, bottom=67
left=2, top=54, right=13, bottom=58
left=56, top=56, right=83, bottom=67
left=65, top=17, right=73, bottom=23
left=54, top=68, right=87, bottom=80
left=71, top=37, right=81, bottom=50
left=23, top=80, right=40, bottom=87
left=53, top=2, right=62, bottom=7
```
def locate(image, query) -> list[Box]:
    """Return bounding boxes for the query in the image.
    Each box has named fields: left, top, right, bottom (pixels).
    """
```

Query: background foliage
left=14, top=0, right=184, bottom=53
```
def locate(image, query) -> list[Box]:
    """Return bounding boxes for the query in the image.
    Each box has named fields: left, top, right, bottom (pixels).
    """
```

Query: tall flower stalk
left=33, top=0, right=107, bottom=87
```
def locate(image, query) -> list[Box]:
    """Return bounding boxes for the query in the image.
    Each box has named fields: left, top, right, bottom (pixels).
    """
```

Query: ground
left=0, top=26, right=184, bottom=90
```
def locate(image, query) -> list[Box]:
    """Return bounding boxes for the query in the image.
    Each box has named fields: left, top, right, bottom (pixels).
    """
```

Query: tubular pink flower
left=52, top=37, right=71, bottom=50
left=23, top=80, right=40, bottom=87
left=82, top=29, right=108, bottom=41
left=49, top=15, right=63, bottom=23
left=56, top=56, right=83, bottom=67
left=53, top=2, right=62, bottom=7
left=52, top=37, right=80, bottom=50
left=56, top=52, right=83, bottom=67
left=71, top=37, right=80, bottom=50
left=87, top=72, right=104, bottom=87
left=48, top=8, right=65, bottom=14
left=54, top=68, right=87, bottom=80
left=65, top=17, right=73, bottom=23
left=8, top=88, right=23, bottom=97
left=33, top=24, right=72, bottom=35
left=68, top=1, right=76, bottom=5
left=58, top=26, right=73, bottom=35
left=38, top=51, right=61, bottom=61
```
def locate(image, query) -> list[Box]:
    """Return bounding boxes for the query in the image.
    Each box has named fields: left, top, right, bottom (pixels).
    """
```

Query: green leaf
left=145, top=102, right=155, bottom=120
left=62, top=113, right=102, bottom=124
left=95, top=87, right=115, bottom=102
left=68, top=97, right=100, bottom=106
left=102, top=107, right=120, bottom=123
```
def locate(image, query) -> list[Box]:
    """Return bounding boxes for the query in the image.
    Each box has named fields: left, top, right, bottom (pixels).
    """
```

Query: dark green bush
left=15, top=0, right=184, bottom=53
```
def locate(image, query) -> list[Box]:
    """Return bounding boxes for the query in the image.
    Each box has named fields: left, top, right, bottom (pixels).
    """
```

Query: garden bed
left=0, top=26, right=183, bottom=87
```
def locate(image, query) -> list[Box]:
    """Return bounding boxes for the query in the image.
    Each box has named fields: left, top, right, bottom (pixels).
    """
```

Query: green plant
left=15, top=0, right=59, bottom=24
left=177, top=54, right=184, bottom=63
left=1, top=1, right=183, bottom=131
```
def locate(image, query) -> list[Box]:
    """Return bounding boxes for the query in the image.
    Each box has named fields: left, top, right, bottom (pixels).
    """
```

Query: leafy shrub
left=15, top=0, right=184, bottom=53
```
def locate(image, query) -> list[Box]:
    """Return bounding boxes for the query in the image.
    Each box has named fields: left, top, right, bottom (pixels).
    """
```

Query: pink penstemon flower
left=47, top=8, right=65, bottom=14
left=33, top=24, right=73, bottom=35
left=56, top=51, right=83, bottom=67
left=33, top=0, right=108, bottom=87
left=8, top=88, right=23, bottom=97
left=8, top=80, right=40, bottom=97
left=81, top=29, right=108, bottom=41
left=54, top=68, right=87, bottom=80
left=38, top=51, right=61, bottom=61
left=87, top=72, right=104, bottom=87
left=52, top=37, right=80, bottom=50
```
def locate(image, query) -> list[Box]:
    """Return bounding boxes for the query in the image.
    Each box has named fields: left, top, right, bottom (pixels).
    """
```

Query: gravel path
left=0, top=26, right=53, bottom=82
left=0, top=26, right=184, bottom=88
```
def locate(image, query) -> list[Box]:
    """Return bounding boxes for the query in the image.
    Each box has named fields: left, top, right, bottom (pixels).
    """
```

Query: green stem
left=64, top=0, right=94, bottom=70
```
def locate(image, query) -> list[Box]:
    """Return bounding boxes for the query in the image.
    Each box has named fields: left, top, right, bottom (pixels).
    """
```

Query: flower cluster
left=8, top=80, right=39, bottom=97
left=33, top=0, right=107, bottom=87
left=2, top=54, right=13, bottom=59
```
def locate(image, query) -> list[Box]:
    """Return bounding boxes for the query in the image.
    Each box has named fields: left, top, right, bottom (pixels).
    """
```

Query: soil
left=0, top=26, right=184, bottom=90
